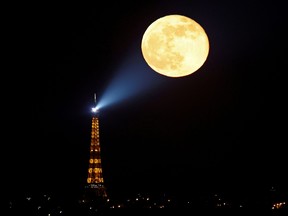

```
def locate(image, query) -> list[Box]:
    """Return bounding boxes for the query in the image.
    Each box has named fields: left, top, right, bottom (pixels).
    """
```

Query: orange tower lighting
left=85, top=93, right=107, bottom=200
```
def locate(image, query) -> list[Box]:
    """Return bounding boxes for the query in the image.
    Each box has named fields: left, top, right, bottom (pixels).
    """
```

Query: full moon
left=141, top=14, right=209, bottom=77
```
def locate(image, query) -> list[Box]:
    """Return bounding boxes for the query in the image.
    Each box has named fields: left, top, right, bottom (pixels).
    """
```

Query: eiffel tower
left=83, top=93, right=108, bottom=207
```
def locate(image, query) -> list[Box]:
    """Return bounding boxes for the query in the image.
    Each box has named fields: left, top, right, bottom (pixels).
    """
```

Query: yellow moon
left=141, top=14, right=209, bottom=77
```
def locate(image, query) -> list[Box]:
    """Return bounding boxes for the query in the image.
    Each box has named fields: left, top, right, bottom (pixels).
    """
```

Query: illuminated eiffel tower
left=84, top=93, right=108, bottom=206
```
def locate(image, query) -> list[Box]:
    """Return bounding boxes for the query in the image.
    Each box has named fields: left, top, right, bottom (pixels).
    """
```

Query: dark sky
left=5, top=1, right=287, bottom=200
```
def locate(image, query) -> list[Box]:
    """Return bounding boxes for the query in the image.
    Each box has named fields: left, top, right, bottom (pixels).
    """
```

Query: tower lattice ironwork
left=85, top=93, right=107, bottom=201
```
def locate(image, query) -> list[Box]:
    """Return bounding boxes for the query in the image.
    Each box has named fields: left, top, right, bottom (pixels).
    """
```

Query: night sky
left=6, top=1, right=287, bottom=201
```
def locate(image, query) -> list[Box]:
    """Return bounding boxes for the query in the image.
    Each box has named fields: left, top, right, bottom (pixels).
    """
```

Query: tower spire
left=92, top=93, right=98, bottom=113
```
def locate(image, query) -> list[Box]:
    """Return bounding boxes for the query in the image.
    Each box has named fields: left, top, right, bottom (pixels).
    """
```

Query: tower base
left=81, top=183, right=109, bottom=209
